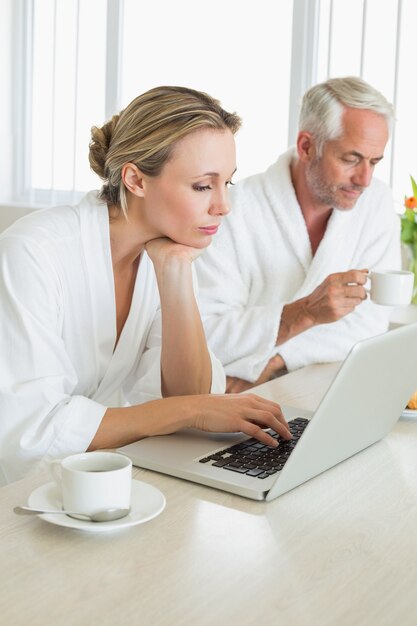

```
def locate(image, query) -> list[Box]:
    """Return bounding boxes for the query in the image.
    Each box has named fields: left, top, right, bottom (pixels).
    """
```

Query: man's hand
left=226, top=377, right=255, bottom=393
left=226, top=355, right=286, bottom=393
left=301, top=269, right=368, bottom=323
left=278, top=269, right=368, bottom=345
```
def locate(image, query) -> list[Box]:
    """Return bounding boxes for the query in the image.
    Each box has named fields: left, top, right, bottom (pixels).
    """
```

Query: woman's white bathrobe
left=0, top=192, right=225, bottom=483
left=195, top=149, right=401, bottom=382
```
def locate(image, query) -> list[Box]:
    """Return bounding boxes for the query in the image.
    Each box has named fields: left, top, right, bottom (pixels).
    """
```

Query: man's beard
left=306, top=157, right=364, bottom=211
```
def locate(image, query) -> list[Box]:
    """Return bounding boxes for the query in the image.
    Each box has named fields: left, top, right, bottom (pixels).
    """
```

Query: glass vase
left=409, top=243, right=417, bottom=305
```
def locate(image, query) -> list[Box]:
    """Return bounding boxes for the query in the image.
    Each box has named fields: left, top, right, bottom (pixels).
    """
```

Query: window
left=14, top=0, right=294, bottom=205
left=19, top=0, right=108, bottom=204
left=8, top=0, right=417, bottom=207
left=316, top=0, right=417, bottom=205
left=121, top=0, right=293, bottom=182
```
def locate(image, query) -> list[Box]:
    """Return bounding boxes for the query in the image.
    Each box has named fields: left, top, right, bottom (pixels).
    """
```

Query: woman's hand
left=144, top=236, right=213, bottom=397
left=90, top=393, right=292, bottom=451
left=145, top=237, right=204, bottom=266
left=189, top=393, right=292, bottom=446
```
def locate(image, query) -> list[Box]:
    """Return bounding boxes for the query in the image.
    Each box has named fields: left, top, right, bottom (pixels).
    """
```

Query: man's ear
left=296, top=131, right=316, bottom=163
left=121, top=163, right=147, bottom=198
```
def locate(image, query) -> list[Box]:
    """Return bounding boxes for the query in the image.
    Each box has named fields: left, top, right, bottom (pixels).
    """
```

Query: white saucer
left=27, top=479, right=165, bottom=532
left=401, top=408, right=417, bottom=419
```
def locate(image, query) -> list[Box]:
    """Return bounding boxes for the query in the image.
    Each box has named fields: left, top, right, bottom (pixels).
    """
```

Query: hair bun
left=88, top=114, right=120, bottom=179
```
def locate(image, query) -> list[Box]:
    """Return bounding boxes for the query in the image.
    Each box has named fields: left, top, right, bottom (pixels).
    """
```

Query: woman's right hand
left=189, top=393, right=292, bottom=446
left=91, top=394, right=292, bottom=451
left=145, top=393, right=292, bottom=447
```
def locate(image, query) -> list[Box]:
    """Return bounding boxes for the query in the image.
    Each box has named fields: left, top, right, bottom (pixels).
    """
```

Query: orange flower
left=405, top=196, right=417, bottom=209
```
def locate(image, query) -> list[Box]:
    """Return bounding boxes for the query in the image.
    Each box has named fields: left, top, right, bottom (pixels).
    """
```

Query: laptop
left=119, top=322, right=417, bottom=501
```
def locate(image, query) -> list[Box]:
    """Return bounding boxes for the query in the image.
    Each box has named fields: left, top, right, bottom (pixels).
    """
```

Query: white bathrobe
left=195, top=149, right=401, bottom=382
left=0, top=192, right=225, bottom=484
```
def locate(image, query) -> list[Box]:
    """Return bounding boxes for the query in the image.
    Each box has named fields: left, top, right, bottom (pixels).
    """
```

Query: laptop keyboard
left=198, top=417, right=309, bottom=479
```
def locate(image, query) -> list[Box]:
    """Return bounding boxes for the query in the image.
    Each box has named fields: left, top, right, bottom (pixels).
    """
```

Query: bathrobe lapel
left=296, top=209, right=355, bottom=298
left=264, top=154, right=361, bottom=299
left=263, top=157, right=313, bottom=274
left=98, top=251, right=159, bottom=403
left=79, top=194, right=159, bottom=405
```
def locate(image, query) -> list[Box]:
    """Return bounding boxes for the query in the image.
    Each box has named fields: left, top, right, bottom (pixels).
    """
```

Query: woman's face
left=139, top=128, right=237, bottom=248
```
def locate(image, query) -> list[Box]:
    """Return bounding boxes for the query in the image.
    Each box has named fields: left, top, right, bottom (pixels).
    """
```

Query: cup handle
left=364, top=275, right=371, bottom=295
left=49, top=459, right=62, bottom=485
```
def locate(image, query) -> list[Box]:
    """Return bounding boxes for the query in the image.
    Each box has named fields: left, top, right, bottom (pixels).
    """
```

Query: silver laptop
left=119, top=322, right=417, bottom=501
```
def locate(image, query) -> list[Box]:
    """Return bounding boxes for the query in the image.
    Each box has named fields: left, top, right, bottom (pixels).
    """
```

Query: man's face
left=305, top=107, right=389, bottom=211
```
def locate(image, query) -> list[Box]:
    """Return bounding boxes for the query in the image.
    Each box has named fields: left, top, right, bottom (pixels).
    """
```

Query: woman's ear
left=296, top=131, right=316, bottom=163
left=121, top=163, right=147, bottom=198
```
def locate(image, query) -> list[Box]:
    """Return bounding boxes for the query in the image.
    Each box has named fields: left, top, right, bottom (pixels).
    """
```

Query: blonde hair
left=89, top=86, right=241, bottom=215
left=299, top=76, right=394, bottom=155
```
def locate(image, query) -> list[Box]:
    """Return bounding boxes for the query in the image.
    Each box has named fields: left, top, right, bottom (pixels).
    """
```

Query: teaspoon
left=14, top=505, right=131, bottom=522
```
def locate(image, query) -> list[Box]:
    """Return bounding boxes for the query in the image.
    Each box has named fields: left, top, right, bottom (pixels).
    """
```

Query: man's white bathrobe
left=0, top=192, right=225, bottom=484
left=195, top=149, right=401, bottom=382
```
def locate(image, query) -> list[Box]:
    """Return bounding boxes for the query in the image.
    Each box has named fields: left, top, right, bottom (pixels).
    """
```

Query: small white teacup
left=49, top=451, right=132, bottom=520
left=366, top=270, right=414, bottom=306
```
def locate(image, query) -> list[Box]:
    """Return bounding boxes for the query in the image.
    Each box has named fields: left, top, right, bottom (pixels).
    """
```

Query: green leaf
left=401, top=218, right=415, bottom=244
left=411, top=175, right=417, bottom=198
left=405, top=208, right=416, bottom=222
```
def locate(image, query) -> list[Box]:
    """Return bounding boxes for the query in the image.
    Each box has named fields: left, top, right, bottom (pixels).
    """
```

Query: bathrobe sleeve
left=196, top=167, right=401, bottom=381
left=278, top=192, right=401, bottom=371
left=0, top=237, right=106, bottom=483
left=195, top=226, right=282, bottom=382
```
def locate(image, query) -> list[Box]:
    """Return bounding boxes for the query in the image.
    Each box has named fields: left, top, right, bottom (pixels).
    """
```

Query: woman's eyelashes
left=193, top=184, right=212, bottom=192
left=192, top=180, right=234, bottom=192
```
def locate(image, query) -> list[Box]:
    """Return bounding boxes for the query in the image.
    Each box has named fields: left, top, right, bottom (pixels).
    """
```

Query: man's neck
left=290, top=158, right=332, bottom=255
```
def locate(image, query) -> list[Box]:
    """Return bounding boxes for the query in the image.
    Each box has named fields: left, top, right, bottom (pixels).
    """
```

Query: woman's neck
left=108, top=201, right=146, bottom=271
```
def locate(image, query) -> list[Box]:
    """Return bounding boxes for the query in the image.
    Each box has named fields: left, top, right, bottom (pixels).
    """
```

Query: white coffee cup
left=49, top=451, right=132, bottom=520
left=366, top=270, right=414, bottom=306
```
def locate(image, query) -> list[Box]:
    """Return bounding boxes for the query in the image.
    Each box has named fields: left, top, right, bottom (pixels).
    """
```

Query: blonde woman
left=0, top=86, right=290, bottom=483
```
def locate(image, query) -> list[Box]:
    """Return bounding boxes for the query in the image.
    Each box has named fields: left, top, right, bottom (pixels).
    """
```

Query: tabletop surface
left=389, top=303, right=417, bottom=329
left=2, top=362, right=417, bottom=626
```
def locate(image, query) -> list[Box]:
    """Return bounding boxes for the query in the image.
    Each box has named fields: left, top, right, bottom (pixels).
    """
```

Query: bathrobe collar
left=78, top=192, right=158, bottom=402
left=263, top=149, right=364, bottom=295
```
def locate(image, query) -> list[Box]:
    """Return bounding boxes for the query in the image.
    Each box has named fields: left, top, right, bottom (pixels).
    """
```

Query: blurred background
left=0, top=0, right=416, bottom=213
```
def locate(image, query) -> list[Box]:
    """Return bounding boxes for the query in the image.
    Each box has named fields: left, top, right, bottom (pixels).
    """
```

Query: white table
left=389, top=303, right=417, bottom=329
left=2, top=362, right=417, bottom=626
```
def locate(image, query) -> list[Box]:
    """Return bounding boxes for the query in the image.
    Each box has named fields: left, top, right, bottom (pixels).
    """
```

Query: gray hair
left=298, top=76, right=394, bottom=155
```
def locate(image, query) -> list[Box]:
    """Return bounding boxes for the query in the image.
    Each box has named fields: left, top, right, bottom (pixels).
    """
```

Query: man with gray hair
left=196, top=76, right=401, bottom=392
